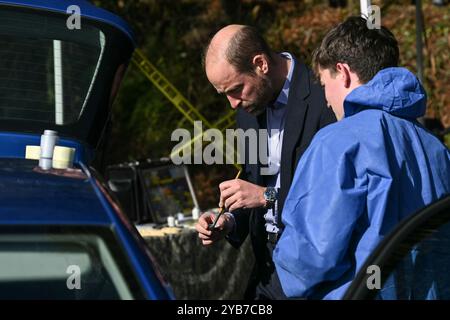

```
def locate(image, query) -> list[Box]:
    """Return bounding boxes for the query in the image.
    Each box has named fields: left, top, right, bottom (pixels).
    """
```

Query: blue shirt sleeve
left=273, top=137, right=367, bottom=298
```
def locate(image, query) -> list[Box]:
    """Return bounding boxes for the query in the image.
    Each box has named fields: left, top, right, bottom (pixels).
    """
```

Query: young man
left=273, top=16, right=450, bottom=299
left=195, top=24, right=336, bottom=299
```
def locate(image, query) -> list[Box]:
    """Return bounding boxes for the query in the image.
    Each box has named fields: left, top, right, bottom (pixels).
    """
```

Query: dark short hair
left=202, top=25, right=274, bottom=75
left=312, top=16, right=399, bottom=83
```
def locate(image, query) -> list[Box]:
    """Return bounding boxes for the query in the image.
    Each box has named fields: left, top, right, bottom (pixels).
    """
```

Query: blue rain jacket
left=273, top=67, right=450, bottom=299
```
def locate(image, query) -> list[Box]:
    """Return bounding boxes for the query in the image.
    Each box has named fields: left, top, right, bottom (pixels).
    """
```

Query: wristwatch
left=263, top=187, right=278, bottom=209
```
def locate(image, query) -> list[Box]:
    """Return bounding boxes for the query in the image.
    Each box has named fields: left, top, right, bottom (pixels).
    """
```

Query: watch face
left=265, top=188, right=277, bottom=202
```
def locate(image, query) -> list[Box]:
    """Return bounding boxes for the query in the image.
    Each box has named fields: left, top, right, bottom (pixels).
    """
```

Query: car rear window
left=0, top=8, right=105, bottom=125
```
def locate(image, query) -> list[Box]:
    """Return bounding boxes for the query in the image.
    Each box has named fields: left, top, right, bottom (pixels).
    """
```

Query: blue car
left=0, top=0, right=173, bottom=299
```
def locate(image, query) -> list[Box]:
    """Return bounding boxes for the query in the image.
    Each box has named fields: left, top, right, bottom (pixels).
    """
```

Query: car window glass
left=0, top=9, right=105, bottom=125
left=0, top=232, right=135, bottom=299
left=374, top=206, right=450, bottom=300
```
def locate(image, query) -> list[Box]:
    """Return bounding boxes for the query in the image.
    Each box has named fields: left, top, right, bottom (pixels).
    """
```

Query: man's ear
left=336, top=63, right=352, bottom=88
left=252, top=54, right=269, bottom=74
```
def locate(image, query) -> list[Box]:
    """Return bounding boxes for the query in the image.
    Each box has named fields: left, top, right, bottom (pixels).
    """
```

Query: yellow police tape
left=132, top=49, right=240, bottom=169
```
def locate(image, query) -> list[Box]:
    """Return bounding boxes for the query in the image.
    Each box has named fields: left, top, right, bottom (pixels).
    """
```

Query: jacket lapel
left=236, top=108, right=266, bottom=185
left=279, top=60, right=311, bottom=211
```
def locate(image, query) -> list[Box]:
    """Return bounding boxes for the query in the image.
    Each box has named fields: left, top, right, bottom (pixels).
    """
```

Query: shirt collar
left=272, top=52, right=295, bottom=109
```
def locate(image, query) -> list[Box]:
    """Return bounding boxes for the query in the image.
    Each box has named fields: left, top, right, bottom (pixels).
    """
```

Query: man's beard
left=243, top=75, right=274, bottom=116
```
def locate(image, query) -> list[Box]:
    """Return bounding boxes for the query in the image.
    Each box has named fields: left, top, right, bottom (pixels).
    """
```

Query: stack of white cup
left=39, top=130, right=58, bottom=170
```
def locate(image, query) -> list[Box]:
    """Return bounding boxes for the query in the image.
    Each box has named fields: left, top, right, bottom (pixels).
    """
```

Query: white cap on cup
left=192, top=207, right=200, bottom=220
left=167, top=216, right=175, bottom=227
left=39, top=130, right=58, bottom=170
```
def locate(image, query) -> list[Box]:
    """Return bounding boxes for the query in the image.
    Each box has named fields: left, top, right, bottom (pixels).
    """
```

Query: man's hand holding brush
left=195, top=170, right=267, bottom=246
left=195, top=211, right=235, bottom=246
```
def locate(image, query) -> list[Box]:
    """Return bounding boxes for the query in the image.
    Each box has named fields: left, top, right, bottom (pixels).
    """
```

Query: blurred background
left=92, top=0, right=450, bottom=209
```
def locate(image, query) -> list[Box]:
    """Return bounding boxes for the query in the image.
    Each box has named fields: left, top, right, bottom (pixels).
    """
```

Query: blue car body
left=0, top=0, right=173, bottom=299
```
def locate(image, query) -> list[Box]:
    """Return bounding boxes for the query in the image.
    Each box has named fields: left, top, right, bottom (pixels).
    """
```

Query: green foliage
left=96, top=0, right=450, bottom=163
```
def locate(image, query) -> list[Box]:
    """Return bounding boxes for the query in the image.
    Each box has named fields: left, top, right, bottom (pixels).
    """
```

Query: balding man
left=195, top=25, right=336, bottom=299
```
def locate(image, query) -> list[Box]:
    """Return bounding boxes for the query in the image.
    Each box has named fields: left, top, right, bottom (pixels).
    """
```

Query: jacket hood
left=344, top=67, right=426, bottom=119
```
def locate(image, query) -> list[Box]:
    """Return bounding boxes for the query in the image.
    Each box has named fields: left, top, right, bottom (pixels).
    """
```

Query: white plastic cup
left=39, top=130, right=58, bottom=170
left=192, top=207, right=200, bottom=220
left=177, top=212, right=184, bottom=222
left=167, top=216, right=175, bottom=227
